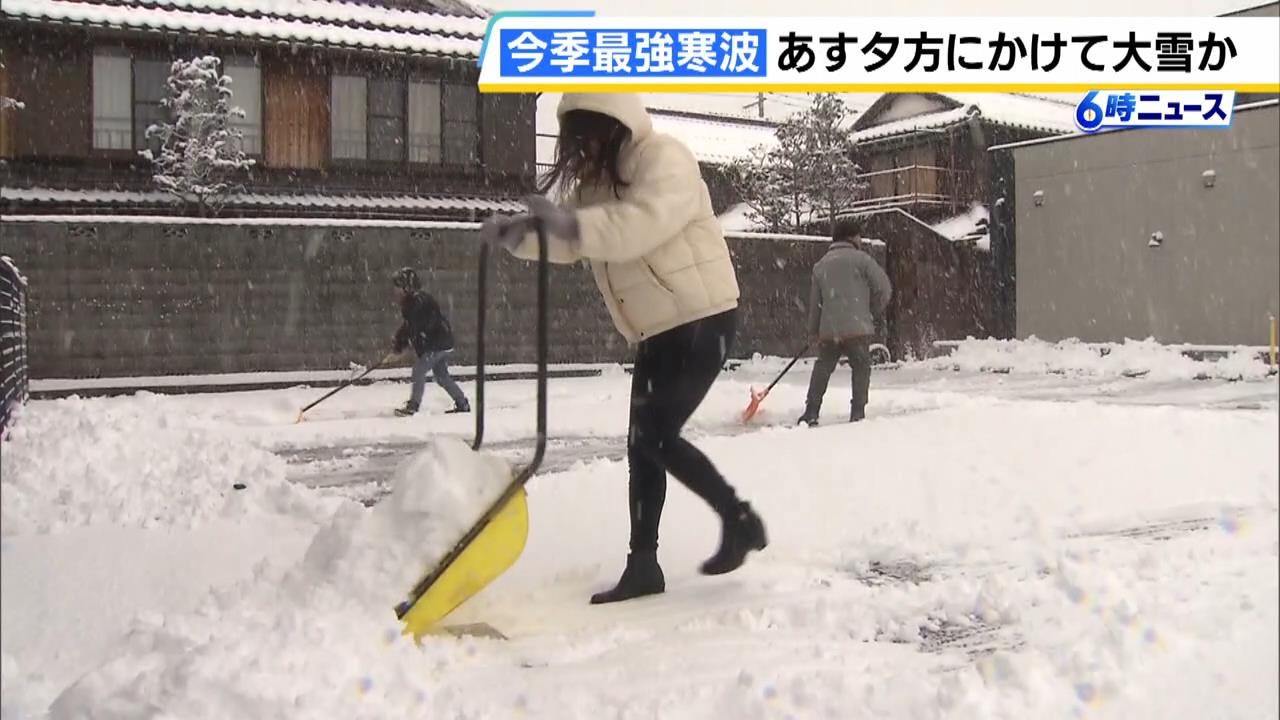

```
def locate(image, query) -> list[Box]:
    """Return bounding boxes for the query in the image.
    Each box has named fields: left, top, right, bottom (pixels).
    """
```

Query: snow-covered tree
left=140, top=56, right=254, bottom=216
left=798, top=93, right=867, bottom=230
left=729, top=93, right=867, bottom=233
left=727, top=145, right=794, bottom=232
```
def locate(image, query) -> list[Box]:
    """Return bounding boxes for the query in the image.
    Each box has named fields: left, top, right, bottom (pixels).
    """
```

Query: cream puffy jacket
left=512, top=93, right=740, bottom=345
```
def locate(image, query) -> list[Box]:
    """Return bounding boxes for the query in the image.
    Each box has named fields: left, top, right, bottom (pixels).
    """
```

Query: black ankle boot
left=590, top=550, right=665, bottom=604
left=700, top=502, right=768, bottom=576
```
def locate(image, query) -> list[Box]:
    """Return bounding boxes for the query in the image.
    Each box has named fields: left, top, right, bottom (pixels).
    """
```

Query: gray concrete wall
left=1011, top=103, right=1280, bottom=346
left=0, top=221, right=824, bottom=379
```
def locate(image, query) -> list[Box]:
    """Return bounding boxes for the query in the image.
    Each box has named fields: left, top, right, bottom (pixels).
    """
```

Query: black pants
left=804, top=337, right=872, bottom=416
left=627, top=309, right=741, bottom=552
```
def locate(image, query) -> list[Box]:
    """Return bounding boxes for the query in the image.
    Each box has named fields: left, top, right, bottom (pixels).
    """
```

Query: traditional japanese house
left=0, top=0, right=536, bottom=219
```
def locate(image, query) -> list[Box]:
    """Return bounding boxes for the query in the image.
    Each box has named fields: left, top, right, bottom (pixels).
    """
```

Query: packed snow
left=2, top=351, right=1276, bottom=719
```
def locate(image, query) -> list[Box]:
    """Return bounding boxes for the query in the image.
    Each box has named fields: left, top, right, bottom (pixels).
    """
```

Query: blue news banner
left=499, top=29, right=768, bottom=77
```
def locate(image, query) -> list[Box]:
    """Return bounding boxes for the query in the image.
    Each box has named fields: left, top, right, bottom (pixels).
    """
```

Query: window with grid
left=368, top=78, right=405, bottom=162
left=330, top=75, right=368, bottom=160
left=407, top=80, right=442, bottom=164
left=133, top=59, right=170, bottom=155
left=329, top=72, right=478, bottom=167
left=224, top=62, right=262, bottom=156
left=92, top=53, right=132, bottom=150
left=442, top=83, right=478, bottom=165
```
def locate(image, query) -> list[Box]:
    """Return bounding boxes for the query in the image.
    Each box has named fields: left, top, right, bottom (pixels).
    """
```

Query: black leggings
left=626, top=309, right=741, bottom=552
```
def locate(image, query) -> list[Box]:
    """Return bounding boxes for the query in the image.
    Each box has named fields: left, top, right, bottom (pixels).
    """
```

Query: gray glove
left=479, top=213, right=531, bottom=252
left=523, top=194, right=580, bottom=244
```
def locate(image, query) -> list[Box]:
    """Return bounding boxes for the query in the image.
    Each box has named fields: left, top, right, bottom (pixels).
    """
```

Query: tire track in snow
left=278, top=405, right=944, bottom=506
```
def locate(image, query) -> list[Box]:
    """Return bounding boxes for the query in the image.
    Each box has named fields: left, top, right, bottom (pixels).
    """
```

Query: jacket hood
left=557, top=92, right=653, bottom=140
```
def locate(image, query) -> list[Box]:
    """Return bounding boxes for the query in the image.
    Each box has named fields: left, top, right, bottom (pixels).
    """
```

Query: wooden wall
left=263, top=54, right=329, bottom=170
left=3, top=30, right=91, bottom=159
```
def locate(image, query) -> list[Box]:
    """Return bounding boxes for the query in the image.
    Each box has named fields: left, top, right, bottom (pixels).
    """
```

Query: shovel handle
left=296, top=351, right=394, bottom=419
left=396, top=221, right=549, bottom=620
left=471, top=223, right=548, bottom=480
left=764, top=343, right=811, bottom=394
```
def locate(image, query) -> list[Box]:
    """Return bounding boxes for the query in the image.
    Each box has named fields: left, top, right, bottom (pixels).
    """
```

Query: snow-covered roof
left=648, top=110, right=778, bottom=165
left=930, top=202, right=990, bottom=242
left=852, top=107, right=974, bottom=143
left=716, top=202, right=762, bottom=232
left=853, top=93, right=1077, bottom=143
left=0, top=187, right=522, bottom=213
left=2, top=0, right=485, bottom=58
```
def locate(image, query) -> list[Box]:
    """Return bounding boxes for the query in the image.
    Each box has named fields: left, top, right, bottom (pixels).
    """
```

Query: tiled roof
left=853, top=93, right=1078, bottom=143
left=1, top=186, right=523, bottom=213
left=1, top=0, right=486, bottom=58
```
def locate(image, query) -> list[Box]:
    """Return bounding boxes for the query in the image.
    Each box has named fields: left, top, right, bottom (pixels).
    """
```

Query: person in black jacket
left=391, top=267, right=469, bottom=417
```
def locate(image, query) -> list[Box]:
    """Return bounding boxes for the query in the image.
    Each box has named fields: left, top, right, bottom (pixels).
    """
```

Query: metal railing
left=0, top=255, right=28, bottom=439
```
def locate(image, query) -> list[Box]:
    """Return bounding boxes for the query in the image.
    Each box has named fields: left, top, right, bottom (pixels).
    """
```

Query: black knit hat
left=392, top=267, right=420, bottom=290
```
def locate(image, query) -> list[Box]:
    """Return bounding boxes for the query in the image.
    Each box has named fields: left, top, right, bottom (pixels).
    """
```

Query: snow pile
left=300, top=437, right=514, bottom=608
left=931, top=202, right=990, bottom=241
left=930, top=338, right=1275, bottom=382
left=46, top=438, right=515, bottom=719
left=0, top=394, right=332, bottom=536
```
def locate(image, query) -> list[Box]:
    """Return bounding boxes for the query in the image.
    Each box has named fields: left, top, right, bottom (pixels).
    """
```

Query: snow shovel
left=741, top=344, right=810, bottom=424
left=394, top=223, right=549, bottom=641
left=295, top=351, right=396, bottom=423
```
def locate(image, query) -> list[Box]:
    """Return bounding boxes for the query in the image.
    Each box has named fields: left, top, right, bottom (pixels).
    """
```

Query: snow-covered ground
left=2, top=351, right=1277, bottom=719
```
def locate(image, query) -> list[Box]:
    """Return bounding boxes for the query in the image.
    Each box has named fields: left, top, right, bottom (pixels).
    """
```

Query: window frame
left=327, top=63, right=482, bottom=172
left=90, top=46, right=139, bottom=159
left=440, top=80, right=481, bottom=169
left=366, top=75, right=407, bottom=164
left=131, top=56, right=172, bottom=158
left=91, top=47, right=267, bottom=161
left=221, top=53, right=264, bottom=160
left=406, top=75, right=443, bottom=166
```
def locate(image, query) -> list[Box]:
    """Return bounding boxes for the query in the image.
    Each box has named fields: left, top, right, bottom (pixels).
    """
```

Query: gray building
left=1222, top=2, right=1280, bottom=105
left=992, top=100, right=1279, bottom=347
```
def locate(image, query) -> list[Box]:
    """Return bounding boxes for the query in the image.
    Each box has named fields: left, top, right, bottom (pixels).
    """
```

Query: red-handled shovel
left=741, top=344, right=810, bottom=424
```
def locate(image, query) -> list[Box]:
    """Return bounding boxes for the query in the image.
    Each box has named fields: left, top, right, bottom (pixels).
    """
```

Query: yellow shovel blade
left=400, top=487, right=530, bottom=641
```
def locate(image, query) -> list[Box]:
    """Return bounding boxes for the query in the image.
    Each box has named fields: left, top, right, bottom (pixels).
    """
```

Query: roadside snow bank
left=930, top=338, right=1274, bottom=381
left=1, top=395, right=334, bottom=536
left=47, top=438, right=516, bottom=720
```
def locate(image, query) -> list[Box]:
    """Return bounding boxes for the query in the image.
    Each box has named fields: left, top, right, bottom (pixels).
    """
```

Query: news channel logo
left=1075, top=90, right=1236, bottom=133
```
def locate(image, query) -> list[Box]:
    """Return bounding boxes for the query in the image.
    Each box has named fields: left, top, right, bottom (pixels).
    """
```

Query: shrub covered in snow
left=139, top=56, right=254, bottom=216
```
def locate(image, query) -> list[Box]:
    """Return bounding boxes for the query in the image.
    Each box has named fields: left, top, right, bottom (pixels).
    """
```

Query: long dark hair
left=538, top=109, right=632, bottom=199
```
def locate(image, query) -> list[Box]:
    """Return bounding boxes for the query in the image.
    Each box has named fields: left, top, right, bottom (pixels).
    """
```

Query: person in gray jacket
left=799, top=217, right=892, bottom=426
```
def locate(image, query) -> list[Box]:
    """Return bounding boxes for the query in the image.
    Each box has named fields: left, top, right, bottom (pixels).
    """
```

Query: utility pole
left=743, top=92, right=766, bottom=118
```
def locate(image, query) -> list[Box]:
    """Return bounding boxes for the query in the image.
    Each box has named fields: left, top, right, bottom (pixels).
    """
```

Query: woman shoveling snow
left=481, top=92, right=768, bottom=605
